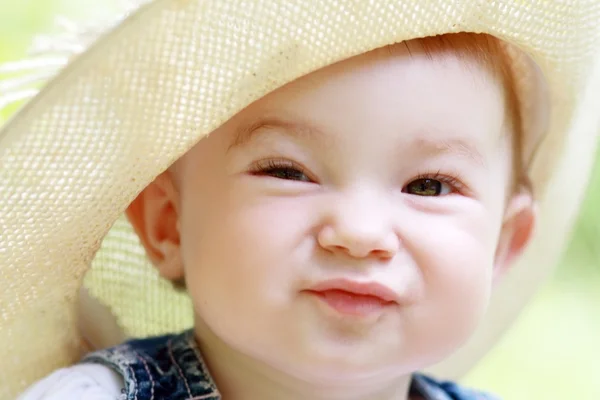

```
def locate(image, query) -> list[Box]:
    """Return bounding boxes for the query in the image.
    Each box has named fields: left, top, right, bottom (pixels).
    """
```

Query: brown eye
left=404, top=178, right=449, bottom=196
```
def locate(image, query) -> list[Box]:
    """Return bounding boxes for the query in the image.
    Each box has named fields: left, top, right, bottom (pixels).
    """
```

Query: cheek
left=405, top=207, right=500, bottom=347
left=178, top=183, right=316, bottom=326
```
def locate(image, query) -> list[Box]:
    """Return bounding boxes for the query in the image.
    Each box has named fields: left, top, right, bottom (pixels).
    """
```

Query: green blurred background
left=1, top=1, right=599, bottom=398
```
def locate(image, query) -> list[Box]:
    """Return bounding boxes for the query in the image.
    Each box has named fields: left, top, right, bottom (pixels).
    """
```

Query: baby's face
left=129, top=41, right=534, bottom=382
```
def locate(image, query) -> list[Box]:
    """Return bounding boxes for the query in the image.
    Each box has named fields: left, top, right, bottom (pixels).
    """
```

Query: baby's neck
left=193, top=324, right=413, bottom=400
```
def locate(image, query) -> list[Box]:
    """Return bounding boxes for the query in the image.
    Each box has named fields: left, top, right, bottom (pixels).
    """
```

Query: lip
left=303, top=279, right=399, bottom=317
left=307, top=279, right=399, bottom=303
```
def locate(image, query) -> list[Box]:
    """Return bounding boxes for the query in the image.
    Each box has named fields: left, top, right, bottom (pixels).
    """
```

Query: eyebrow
left=228, top=116, right=325, bottom=151
left=229, top=116, right=486, bottom=167
left=413, top=137, right=486, bottom=167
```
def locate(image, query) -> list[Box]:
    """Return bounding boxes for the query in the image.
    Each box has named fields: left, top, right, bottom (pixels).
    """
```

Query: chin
left=293, top=362, right=409, bottom=388
left=267, top=348, right=409, bottom=385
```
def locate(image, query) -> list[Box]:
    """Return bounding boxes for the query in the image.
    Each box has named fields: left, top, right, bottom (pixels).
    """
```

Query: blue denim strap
left=82, top=330, right=219, bottom=400
left=411, top=373, right=501, bottom=400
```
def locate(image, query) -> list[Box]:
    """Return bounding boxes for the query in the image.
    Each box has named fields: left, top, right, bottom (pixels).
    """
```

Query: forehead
left=229, top=38, right=507, bottom=155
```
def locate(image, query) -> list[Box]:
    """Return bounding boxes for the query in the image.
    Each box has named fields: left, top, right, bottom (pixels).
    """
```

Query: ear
left=125, top=171, right=183, bottom=281
left=493, top=189, right=537, bottom=284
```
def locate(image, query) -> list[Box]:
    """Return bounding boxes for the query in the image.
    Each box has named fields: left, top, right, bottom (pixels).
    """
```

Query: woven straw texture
left=2, top=0, right=600, bottom=398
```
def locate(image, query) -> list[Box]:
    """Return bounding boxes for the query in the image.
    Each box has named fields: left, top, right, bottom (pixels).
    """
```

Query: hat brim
left=2, top=0, right=600, bottom=397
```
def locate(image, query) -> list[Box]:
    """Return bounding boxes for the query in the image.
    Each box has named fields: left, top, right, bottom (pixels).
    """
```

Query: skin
left=126, top=40, right=535, bottom=400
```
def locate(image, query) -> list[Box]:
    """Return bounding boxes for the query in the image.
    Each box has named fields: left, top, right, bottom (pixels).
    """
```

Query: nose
left=317, top=189, right=400, bottom=260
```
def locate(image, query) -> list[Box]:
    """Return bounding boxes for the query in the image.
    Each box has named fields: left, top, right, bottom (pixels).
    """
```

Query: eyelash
left=410, top=170, right=467, bottom=195
left=248, top=158, right=315, bottom=182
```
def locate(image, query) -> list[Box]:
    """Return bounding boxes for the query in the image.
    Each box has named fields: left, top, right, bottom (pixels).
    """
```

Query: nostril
left=371, top=249, right=393, bottom=259
left=317, top=224, right=399, bottom=259
left=332, top=245, right=347, bottom=253
left=328, top=244, right=392, bottom=259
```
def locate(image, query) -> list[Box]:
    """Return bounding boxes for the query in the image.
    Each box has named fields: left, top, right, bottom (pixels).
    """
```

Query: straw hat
left=2, top=1, right=600, bottom=398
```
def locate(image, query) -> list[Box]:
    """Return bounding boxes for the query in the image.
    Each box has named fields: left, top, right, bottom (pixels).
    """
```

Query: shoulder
left=16, top=364, right=124, bottom=400
left=82, top=330, right=218, bottom=400
left=412, top=374, right=501, bottom=400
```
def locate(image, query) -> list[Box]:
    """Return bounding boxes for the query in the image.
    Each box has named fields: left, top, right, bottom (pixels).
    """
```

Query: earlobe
left=157, top=241, right=184, bottom=280
left=125, top=171, right=184, bottom=281
left=493, top=190, right=537, bottom=283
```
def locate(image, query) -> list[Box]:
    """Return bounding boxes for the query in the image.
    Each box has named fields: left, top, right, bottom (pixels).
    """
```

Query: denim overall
left=81, top=330, right=499, bottom=400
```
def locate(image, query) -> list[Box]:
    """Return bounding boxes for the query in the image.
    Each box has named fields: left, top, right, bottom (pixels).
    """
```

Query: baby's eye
left=265, top=166, right=310, bottom=182
left=250, top=159, right=313, bottom=182
left=404, top=178, right=452, bottom=196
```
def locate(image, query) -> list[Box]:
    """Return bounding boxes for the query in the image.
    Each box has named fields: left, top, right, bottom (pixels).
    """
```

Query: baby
left=20, top=32, right=535, bottom=400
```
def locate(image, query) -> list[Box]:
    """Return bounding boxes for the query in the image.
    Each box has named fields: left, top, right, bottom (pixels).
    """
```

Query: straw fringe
left=0, top=0, right=152, bottom=113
